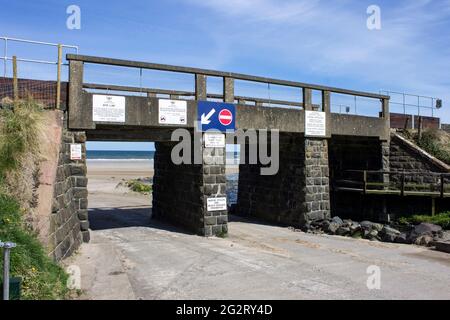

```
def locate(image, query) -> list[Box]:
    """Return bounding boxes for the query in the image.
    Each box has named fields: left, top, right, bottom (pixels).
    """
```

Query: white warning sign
left=204, top=133, right=225, bottom=148
left=159, top=99, right=187, bottom=125
left=207, top=197, right=227, bottom=211
left=305, top=110, right=326, bottom=137
left=70, top=144, right=82, bottom=160
left=93, top=95, right=126, bottom=122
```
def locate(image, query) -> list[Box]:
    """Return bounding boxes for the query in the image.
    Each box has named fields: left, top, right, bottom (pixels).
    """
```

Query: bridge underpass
left=55, top=53, right=396, bottom=253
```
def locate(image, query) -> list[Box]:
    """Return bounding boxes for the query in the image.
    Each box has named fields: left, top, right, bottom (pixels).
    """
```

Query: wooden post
left=400, top=173, right=405, bottom=196
left=12, top=55, right=18, bottom=101
left=363, top=170, right=367, bottom=194
left=56, top=44, right=62, bottom=109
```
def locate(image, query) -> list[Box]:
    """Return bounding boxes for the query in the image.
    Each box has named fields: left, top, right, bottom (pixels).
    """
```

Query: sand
left=86, top=159, right=238, bottom=209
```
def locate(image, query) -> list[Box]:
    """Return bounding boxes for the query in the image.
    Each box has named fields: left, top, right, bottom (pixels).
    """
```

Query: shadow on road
left=88, top=205, right=194, bottom=235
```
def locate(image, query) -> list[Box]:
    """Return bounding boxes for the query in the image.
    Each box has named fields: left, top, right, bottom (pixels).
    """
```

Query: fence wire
left=0, top=77, right=66, bottom=109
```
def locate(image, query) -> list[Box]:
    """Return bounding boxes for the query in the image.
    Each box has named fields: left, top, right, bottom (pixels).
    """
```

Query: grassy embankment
left=398, top=129, right=450, bottom=229
left=402, top=128, right=450, bottom=165
left=0, top=98, right=68, bottom=299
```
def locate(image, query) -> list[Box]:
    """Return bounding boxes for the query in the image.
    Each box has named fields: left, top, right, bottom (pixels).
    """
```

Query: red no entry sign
left=218, top=109, right=233, bottom=126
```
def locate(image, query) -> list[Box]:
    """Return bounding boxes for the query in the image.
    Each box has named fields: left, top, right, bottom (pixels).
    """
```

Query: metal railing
left=335, top=170, right=450, bottom=198
left=1, top=37, right=79, bottom=109
left=380, top=90, right=442, bottom=119
left=67, top=54, right=390, bottom=116
left=1, top=36, right=79, bottom=76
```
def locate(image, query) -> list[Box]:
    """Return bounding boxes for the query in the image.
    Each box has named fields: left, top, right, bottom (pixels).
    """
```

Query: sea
left=87, top=150, right=240, bottom=164
left=87, top=150, right=155, bottom=161
left=87, top=150, right=239, bottom=204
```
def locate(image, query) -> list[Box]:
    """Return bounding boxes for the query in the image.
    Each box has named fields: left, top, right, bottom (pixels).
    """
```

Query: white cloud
left=184, top=0, right=450, bottom=121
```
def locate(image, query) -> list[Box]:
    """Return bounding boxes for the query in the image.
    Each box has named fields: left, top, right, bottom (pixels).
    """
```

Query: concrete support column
left=380, top=140, right=391, bottom=222
left=50, top=130, right=88, bottom=261
left=152, top=132, right=228, bottom=237
left=302, top=138, right=330, bottom=224
left=201, top=136, right=228, bottom=236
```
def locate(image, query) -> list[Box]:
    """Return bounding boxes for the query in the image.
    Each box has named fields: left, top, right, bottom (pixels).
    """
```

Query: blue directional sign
left=198, top=101, right=236, bottom=132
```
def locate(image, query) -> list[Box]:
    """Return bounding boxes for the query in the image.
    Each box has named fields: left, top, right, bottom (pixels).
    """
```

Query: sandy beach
left=86, top=159, right=239, bottom=210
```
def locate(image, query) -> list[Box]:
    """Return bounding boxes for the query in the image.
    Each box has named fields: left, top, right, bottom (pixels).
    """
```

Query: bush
left=0, top=98, right=68, bottom=300
left=126, top=179, right=152, bottom=194
left=0, top=98, right=43, bottom=207
left=0, top=193, right=69, bottom=299
left=398, top=212, right=450, bottom=230
left=414, top=129, right=450, bottom=165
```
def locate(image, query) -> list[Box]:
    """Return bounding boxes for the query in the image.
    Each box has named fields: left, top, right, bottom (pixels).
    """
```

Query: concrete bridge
left=32, top=54, right=447, bottom=260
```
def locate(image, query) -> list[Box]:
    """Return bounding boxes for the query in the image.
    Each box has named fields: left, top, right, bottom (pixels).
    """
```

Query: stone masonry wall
left=152, top=133, right=228, bottom=236
left=201, top=143, right=228, bottom=236
left=303, top=139, right=330, bottom=223
left=49, top=130, right=88, bottom=261
left=390, top=135, right=445, bottom=184
left=237, top=133, right=330, bottom=227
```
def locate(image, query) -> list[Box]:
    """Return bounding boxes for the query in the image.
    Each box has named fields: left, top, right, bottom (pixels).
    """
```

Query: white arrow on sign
left=201, top=108, right=216, bottom=125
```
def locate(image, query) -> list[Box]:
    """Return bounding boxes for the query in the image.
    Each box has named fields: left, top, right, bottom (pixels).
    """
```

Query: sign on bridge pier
left=198, top=101, right=235, bottom=132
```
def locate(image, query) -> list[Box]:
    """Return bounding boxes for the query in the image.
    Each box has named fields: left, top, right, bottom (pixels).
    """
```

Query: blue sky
left=1, top=0, right=449, bottom=151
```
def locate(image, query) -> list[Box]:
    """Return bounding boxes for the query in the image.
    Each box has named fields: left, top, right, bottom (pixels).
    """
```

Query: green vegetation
left=398, top=212, right=450, bottom=230
left=215, top=230, right=228, bottom=238
left=0, top=98, right=69, bottom=299
left=126, top=179, right=152, bottom=194
left=403, top=129, right=450, bottom=165
left=0, top=194, right=69, bottom=299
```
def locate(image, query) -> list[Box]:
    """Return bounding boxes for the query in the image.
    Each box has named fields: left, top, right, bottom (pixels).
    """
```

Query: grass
left=0, top=97, right=44, bottom=207
left=0, top=98, right=69, bottom=299
left=398, top=212, right=450, bottom=230
left=403, top=129, right=450, bottom=165
left=126, top=179, right=152, bottom=194
left=0, top=193, right=69, bottom=299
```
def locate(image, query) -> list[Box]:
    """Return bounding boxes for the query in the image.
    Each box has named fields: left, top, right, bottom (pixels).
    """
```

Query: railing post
left=401, top=172, right=405, bottom=196
left=303, top=88, right=312, bottom=110
left=441, top=174, right=445, bottom=198
left=381, top=98, right=390, bottom=141
left=322, top=90, right=330, bottom=113
left=223, top=77, right=234, bottom=103
left=56, top=44, right=62, bottom=109
left=68, top=59, right=93, bottom=129
left=431, top=198, right=436, bottom=216
left=195, top=74, right=207, bottom=100
left=1, top=241, right=16, bottom=301
left=363, top=170, right=367, bottom=194
left=12, top=55, right=18, bottom=102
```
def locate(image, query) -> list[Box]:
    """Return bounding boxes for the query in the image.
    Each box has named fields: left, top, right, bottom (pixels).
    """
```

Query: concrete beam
left=71, top=93, right=389, bottom=139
